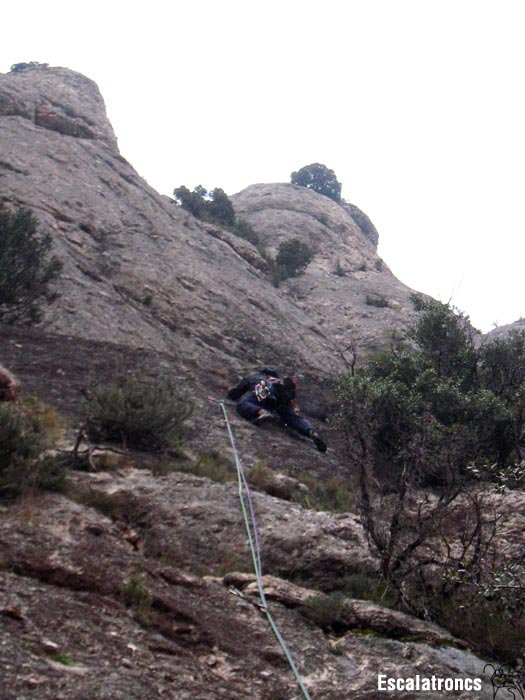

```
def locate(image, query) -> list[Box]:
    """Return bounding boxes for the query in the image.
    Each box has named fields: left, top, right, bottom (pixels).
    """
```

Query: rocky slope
left=0, top=64, right=418, bottom=386
left=0, top=65, right=503, bottom=699
left=486, top=318, right=525, bottom=340
left=0, top=469, right=496, bottom=700
left=232, top=184, right=418, bottom=354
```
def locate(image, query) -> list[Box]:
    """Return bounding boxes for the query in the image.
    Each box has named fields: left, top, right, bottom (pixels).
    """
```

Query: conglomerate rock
left=0, top=65, right=507, bottom=699
left=0, top=484, right=495, bottom=699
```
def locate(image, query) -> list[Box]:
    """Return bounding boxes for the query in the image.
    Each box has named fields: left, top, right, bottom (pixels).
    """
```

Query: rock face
left=0, top=473, right=495, bottom=700
left=485, top=318, right=525, bottom=340
left=0, top=64, right=417, bottom=388
left=232, top=183, right=419, bottom=354
left=0, top=65, right=500, bottom=699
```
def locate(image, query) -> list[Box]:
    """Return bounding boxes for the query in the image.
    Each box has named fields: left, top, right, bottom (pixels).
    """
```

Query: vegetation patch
left=215, top=544, right=251, bottom=576
left=365, top=293, right=390, bottom=308
left=177, top=449, right=237, bottom=484
left=49, top=652, right=75, bottom=666
left=303, top=591, right=347, bottom=631
left=247, top=463, right=354, bottom=513
left=299, top=475, right=354, bottom=513
left=123, top=574, right=156, bottom=627
left=0, top=204, right=62, bottom=323
left=87, top=376, right=192, bottom=450
left=336, top=295, right=525, bottom=661
left=291, top=163, right=342, bottom=203
left=271, top=238, right=314, bottom=285
left=0, top=397, right=66, bottom=498
left=341, top=572, right=397, bottom=608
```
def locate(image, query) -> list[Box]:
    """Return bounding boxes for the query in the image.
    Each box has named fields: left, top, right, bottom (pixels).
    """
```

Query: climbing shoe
left=253, top=409, right=273, bottom=426
left=310, top=431, right=327, bottom=453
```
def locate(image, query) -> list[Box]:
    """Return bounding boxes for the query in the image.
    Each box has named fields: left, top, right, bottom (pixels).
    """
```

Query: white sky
left=2, top=0, right=524, bottom=332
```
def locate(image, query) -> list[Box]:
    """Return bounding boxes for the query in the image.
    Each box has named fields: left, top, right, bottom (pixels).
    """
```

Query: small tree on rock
left=0, top=205, right=62, bottom=323
left=173, top=185, right=235, bottom=227
left=207, top=188, right=235, bottom=227
left=273, top=238, right=314, bottom=283
left=291, top=163, right=342, bottom=203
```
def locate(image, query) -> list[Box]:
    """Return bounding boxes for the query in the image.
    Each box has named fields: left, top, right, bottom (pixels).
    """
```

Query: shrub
left=365, top=294, right=390, bottom=308
left=337, top=296, right=524, bottom=484
left=232, top=219, right=259, bottom=245
left=207, top=188, right=236, bottom=227
left=0, top=398, right=66, bottom=497
left=0, top=205, right=62, bottom=323
left=87, top=376, right=192, bottom=450
left=173, top=185, right=235, bottom=227
left=336, top=297, right=525, bottom=659
left=123, top=574, right=156, bottom=626
left=432, top=583, right=525, bottom=663
left=303, top=591, right=347, bottom=630
left=273, top=238, right=314, bottom=283
left=299, top=475, right=354, bottom=513
left=179, top=449, right=237, bottom=483
left=341, top=573, right=397, bottom=608
left=10, top=62, right=48, bottom=73
left=291, top=163, right=342, bottom=203
left=333, top=260, right=346, bottom=277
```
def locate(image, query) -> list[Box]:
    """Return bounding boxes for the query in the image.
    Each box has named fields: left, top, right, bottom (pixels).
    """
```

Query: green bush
left=337, top=296, right=524, bottom=484
left=299, top=475, right=354, bottom=513
left=303, top=591, right=347, bottom=630
left=179, top=449, right=237, bottom=483
left=365, top=294, right=390, bottom=308
left=336, top=297, right=525, bottom=660
left=87, top=376, right=192, bottom=450
left=291, top=163, right=342, bottom=203
left=432, top=585, right=525, bottom=663
left=123, top=574, right=156, bottom=626
left=273, top=238, right=314, bottom=283
left=0, top=205, right=62, bottom=323
left=333, top=260, right=346, bottom=277
left=10, top=62, right=48, bottom=73
left=341, top=573, right=397, bottom=608
left=173, top=185, right=235, bottom=227
left=0, top=398, right=66, bottom=497
left=232, top=219, right=259, bottom=245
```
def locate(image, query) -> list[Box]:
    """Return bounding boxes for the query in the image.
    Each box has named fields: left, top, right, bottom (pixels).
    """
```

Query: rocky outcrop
left=0, top=478, right=495, bottom=699
left=0, top=65, right=117, bottom=146
left=0, top=67, right=338, bottom=385
left=67, top=468, right=378, bottom=588
left=0, top=65, right=420, bottom=389
left=485, top=318, right=525, bottom=340
left=232, top=183, right=419, bottom=354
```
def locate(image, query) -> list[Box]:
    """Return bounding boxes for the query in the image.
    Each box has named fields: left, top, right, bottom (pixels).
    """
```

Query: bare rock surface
left=0, top=485, right=494, bottom=699
left=485, top=318, right=525, bottom=340
left=66, top=468, right=377, bottom=587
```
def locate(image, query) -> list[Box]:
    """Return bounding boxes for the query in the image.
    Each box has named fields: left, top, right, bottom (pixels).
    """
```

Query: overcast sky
left=2, top=0, right=524, bottom=332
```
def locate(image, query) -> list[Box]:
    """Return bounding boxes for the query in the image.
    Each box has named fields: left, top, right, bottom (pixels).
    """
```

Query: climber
left=227, top=367, right=327, bottom=452
left=0, top=363, right=20, bottom=402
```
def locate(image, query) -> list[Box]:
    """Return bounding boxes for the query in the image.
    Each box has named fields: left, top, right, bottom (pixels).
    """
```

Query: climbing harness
left=208, top=397, right=312, bottom=700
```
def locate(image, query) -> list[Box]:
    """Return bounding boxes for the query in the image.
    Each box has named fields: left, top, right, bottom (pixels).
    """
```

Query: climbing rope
left=209, top=397, right=312, bottom=700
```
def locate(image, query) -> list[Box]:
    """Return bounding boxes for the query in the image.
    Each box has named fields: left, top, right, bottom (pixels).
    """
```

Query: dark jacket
left=227, top=367, right=281, bottom=402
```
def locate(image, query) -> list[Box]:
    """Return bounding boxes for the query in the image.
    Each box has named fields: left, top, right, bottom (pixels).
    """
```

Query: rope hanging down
left=209, top=397, right=312, bottom=700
